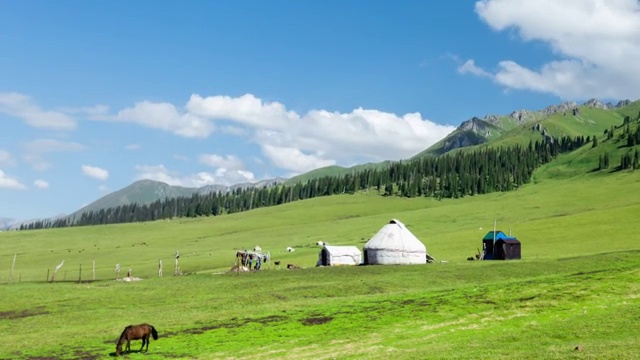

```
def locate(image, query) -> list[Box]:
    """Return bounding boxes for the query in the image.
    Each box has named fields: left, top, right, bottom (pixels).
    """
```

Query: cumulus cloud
left=114, top=101, right=215, bottom=138
left=186, top=93, right=299, bottom=130
left=199, top=154, right=244, bottom=170
left=81, top=165, right=109, bottom=180
left=473, top=0, right=640, bottom=99
left=0, top=92, right=76, bottom=130
left=104, top=94, right=455, bottom=175
left=0, top=169, right=27, bottom=190
left=261, top=145, right=336, bottom=174
left=0, top=149, right=15, bottom=166
left=134, top=164, right=255, bottom=187
left=33, top=179, right=49, bottom=189
left=252, top=108, right=455, bottom=174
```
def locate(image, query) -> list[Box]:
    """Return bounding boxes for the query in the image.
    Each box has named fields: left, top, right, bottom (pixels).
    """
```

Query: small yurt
left=363, top=219, right=427, bottom=265
left=317, top=245, right=362, bottom=266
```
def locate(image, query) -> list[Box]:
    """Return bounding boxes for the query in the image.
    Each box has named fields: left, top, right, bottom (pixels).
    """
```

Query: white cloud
left=33, top=179, right=49, bottom=189
left=21, top=139, right=85, bottom=171
left=186, top=93, right=299, bottom=130
left=199, top=154, right=244, bottom=170
left=0, top=92, right=76, bottom=130
left=125, top=144, right=141, bottom=150
left=458, top=59, right=492, bottom=78
left=261, top=145, right=336, bottom=174
left=134, top=164, right=255, bottom=187
left=474, top=0, right=640, bottom=99
left=253, top=108, right=455, bottom=173
left=106, top=94, right=454, bottom=174
left=0, top=149, right=15, bottom=166
left=0, top=169, right=27, bottom=190
left=81, top=165, right=109, bottom=180
left=98, top=185, right=109, bottom=192
left=114, top=101, right=215, bottom=138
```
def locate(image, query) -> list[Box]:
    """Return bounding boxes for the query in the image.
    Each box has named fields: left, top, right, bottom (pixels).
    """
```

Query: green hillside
left=415, top=100, right=640, bottom=159
left=3, top=100, right=640, bottom=359
left=285, top=161, right=391, bottom=185
left=1, top=166, right=639, bottom=359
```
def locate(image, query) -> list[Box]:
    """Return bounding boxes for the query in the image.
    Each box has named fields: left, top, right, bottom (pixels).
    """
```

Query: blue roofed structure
left=481, top=230, right=521, bottom=260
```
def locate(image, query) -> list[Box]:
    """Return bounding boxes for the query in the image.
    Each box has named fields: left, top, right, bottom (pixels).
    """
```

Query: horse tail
left=151, top=325, right=158, bottom=340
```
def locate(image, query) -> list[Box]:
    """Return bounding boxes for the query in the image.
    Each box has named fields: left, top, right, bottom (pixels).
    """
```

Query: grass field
left=1, top=169, right=639, bottom=359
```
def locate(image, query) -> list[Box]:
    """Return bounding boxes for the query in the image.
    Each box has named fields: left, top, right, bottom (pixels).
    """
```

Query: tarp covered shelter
left=494, top=238, right=521, bottom=260
left=363, top=219, right=427, bottom=265
left=482, top=231, right=521, bottom=260
left=317, top=245, right=362, bottom=266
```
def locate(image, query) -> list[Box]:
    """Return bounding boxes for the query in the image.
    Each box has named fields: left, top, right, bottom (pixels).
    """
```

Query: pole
left=493, top=219, right=497, bottom=243
left=92, top=260, right=95, bottom=281
left=78, top=263, right=82, bottom=283
left=9, top=254, right=16, bottom=283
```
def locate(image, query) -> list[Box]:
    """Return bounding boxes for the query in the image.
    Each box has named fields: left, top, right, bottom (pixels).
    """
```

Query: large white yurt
left=363, top=219, right=427, bottom=265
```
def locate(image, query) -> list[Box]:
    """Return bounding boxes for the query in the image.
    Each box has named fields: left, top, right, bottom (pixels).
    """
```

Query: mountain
left=414, top=98, right=634, bottom=158
left=68, top=177, right=287, bottom=221
left=0, top=217, right=18, bottom=231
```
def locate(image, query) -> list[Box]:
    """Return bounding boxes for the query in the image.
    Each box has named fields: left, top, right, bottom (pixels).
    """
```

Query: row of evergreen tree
left=21, top=134, right=596, bottom=231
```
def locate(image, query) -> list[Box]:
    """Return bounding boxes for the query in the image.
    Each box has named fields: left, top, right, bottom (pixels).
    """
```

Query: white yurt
left=317, top=245, right=362, bottom=266
left=363, top=219, right=427, bottom=265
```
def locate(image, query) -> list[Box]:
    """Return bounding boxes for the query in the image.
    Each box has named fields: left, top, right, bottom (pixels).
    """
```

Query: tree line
left=17, top=133, right=628, bottom=230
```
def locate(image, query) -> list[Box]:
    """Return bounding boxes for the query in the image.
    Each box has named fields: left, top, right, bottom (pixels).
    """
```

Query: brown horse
left=115, top=323, right=158, bottom=356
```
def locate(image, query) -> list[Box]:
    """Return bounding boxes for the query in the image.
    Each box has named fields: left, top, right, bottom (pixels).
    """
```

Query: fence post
left=92, top=260, right=95, bottom=281
left=9, top=254, right=16, bottom=283
left=78, top=263, right=82, bottom=283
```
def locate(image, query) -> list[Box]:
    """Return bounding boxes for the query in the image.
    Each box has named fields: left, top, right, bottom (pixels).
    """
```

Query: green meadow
left=1, top=169, right=640, bottom=359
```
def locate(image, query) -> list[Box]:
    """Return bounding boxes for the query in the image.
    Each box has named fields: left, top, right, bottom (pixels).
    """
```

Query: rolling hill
left=13, top=97, right=638, bottom=230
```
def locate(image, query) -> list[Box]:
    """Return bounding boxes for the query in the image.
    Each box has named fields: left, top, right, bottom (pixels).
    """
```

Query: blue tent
left=482, top=231, right=521, bottom=260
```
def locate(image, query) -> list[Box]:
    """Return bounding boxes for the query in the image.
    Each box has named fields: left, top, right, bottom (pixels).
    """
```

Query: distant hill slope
left=69, top=180, right=196, bottom=219
left=284, top=162, right=390, bottom=185
left=0, top=217, right=18, bottom=230
left=68, top=177, right=287, bottom=221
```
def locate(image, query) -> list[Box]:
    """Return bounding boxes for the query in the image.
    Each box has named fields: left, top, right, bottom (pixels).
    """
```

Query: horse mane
left=151, top=325, right=158, bottom=340
left=116, top=325, right=132, bottom=344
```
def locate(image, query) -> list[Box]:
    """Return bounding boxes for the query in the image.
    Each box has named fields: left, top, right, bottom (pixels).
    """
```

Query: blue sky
left=2, top=0, right=640, bottom=220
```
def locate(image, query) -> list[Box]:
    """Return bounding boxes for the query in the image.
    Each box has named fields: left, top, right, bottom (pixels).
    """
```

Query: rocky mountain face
left=424, top=98, right=632, bottom=156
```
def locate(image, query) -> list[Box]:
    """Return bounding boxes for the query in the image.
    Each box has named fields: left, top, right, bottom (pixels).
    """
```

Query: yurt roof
left=364, top=219, right=426, bottom=253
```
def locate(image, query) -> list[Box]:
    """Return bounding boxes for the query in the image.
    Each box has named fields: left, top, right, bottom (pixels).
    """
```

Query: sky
left=2, top=0, right=640, bottom=220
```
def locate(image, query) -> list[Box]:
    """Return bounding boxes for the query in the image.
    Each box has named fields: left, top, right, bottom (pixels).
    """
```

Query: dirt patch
left=162, top=315, right=290, bottom=337
left=0, top=306, right=48, bottom=320
left=300, top=316, right=333, bottom=326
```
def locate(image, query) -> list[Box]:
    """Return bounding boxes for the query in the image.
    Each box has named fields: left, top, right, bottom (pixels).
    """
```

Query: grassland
left=1, top=167, right=639, bottom=359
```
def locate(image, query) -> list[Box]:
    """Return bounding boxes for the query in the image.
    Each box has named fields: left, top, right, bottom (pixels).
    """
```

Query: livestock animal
left=115, top=323, right=158, bottom=356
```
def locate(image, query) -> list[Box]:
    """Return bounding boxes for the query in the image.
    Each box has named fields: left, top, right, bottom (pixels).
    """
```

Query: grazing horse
left=115, top=323, right=158, bottom=356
